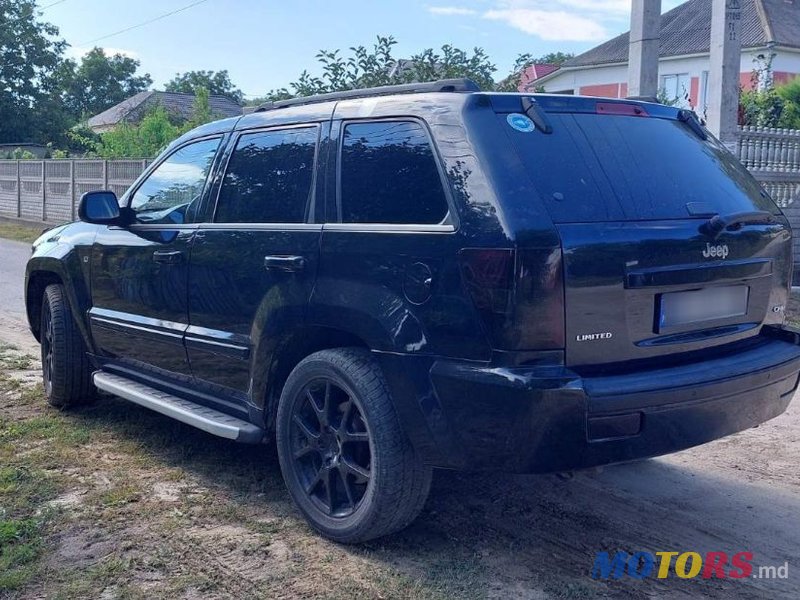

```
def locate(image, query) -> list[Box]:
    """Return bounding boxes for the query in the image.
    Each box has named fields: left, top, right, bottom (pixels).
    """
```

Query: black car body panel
left=25, top=88, right=800, bottom=473
left=558, top=220, right=791, bottom=367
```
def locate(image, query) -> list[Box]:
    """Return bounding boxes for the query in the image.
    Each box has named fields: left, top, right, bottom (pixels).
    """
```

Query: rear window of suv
left=339, top=120, right=449, bottom=225
left=503, top=112, right=778, bottom=223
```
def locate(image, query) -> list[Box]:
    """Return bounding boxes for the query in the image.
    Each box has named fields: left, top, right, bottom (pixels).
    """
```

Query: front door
left=187, top=125, right=323, bottom=406
left=90, top=136, right=223, bottom=377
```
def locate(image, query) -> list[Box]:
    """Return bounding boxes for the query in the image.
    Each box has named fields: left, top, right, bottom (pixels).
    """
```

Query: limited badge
left=507, top=113, right=536, bottom=133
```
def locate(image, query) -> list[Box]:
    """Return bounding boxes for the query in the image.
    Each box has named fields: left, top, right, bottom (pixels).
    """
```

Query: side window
left=130, top=138, right=220, bottom=224
left=340, top=120, right=449, bottom=225
left=215, top=127, right=318, bottom=224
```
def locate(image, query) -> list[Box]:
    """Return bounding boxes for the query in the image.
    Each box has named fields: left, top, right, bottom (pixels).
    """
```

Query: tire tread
left=42, top=284, right=94, bottom=408
left=277, top=347, right=432, bottom=543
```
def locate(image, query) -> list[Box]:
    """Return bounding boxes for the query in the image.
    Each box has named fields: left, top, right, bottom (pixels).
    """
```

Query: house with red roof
left=533, top=0, right=800, bottom=116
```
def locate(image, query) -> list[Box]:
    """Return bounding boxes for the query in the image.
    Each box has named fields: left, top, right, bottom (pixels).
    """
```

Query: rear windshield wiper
left=521, top=97, right=553, bottom=134
left=699, top=211, right=775, bottom=238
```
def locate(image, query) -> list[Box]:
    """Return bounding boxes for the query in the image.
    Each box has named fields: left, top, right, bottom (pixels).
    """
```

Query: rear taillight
left=459, top=248, right=515, bottom=315
left=459, top=248, right=565, bottom=351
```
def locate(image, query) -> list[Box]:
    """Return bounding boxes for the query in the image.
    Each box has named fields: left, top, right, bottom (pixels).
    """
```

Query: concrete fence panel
left=0, top=159, right=150, bottom=224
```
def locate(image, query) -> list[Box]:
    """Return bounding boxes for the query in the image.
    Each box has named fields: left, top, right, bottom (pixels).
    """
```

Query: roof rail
left=255, top=78, right=480, bottom=112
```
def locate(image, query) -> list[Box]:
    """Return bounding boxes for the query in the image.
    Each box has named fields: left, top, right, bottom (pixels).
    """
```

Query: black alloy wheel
left=290, top=378, right=372, bottom=517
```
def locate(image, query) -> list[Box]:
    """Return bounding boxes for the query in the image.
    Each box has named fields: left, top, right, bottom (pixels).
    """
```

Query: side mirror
left=78, top=191, right=121, bottom=225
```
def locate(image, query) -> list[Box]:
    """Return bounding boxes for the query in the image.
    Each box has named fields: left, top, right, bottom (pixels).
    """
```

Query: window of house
left=215, top=127, right=318, bottom=224
left=339, top=120, right=449, bottom=225
left=660, top=74, right=691, bottom=109
left=130, top=137, right=221, bottom=224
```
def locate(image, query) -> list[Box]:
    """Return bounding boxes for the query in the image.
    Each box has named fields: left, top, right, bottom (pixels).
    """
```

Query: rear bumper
left=378, top=327, right=800, bottom=473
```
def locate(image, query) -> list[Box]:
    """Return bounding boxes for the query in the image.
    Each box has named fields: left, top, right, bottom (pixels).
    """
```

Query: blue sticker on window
left=507, top=113, right=536, bottom=133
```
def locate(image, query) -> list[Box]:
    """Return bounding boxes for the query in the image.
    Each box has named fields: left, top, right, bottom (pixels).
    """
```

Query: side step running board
left=93, top=372, right=265, bottom=444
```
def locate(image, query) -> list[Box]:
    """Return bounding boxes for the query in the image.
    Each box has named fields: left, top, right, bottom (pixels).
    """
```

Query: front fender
left=25, top=223, right=97, bottom=350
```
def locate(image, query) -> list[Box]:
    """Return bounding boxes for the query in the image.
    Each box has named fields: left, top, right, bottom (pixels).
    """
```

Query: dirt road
left=0, top=238, right=38, bottom=353
left=1, top=237, right=798, bottom=598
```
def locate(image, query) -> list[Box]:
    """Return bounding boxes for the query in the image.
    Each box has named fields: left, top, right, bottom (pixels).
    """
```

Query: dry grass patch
left=0, top=221, right=44, bottom=245
left=0, top=355, right=501, bottom=599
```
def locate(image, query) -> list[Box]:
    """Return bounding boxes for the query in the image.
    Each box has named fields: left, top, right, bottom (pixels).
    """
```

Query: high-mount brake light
left=596, top=102, right=649, bottom=117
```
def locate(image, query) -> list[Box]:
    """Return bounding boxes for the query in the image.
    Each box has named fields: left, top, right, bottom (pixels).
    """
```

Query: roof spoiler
left=625, top=95, right=661, bottom=104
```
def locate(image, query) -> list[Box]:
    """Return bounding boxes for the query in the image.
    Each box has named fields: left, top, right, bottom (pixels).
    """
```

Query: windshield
left=503, top=112, right=779, bottom=223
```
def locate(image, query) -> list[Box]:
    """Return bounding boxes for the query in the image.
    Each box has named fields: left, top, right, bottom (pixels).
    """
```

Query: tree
left=531, top=52, right=574, bottom=66
left=0, top=0, right=69, bottom=144
left=259, top=36, right=497, bottom=101
left=403, top=44, right=496, bottom=91
left=776, top=77, right=800, bottom=129
left=59, top=47, right=152, bottom=120
left=185, top=86, right=213, bottom=128
left=165, top=70, right=243, bottom=104
left=740, top=88, right=784, bottom=127
left=95, top=105, right=182, bottom=158
left=95, top=88, right=218, bottom=158
left=736, top=55, right=800, bottom=129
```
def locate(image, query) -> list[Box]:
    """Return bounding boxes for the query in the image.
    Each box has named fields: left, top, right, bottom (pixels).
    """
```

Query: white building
left=534, top=0, right=800, bottom=116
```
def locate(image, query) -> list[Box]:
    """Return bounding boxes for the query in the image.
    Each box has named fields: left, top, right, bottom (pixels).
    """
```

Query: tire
left=276, top=348, right=432, bottom=543
left=40, top=284, right=95, bottom=408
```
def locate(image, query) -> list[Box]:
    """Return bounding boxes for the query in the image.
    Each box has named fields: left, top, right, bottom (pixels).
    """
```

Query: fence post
left=15, top=160, right=21, bottom=218
left=41, top=161, right=46, bottom=222
left=70, top=160, right=76, bottom=220
left=103, top=160, right=108, bottom=190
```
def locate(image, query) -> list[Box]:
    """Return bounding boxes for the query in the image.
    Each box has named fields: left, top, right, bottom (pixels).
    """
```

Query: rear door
left=312, top=117, right=486, bottom=360
left=501, top=100, right=792, bottom=367
left=186, top=125, right=323, bottom=405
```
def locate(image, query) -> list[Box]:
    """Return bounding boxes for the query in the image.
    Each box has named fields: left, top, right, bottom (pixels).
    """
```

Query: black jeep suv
left=25, top=79, right=800, bottom=542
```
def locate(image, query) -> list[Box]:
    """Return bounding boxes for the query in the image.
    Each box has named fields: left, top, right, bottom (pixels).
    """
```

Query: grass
left=0, top=354, right=501, bottom=600
left=787, top=290, right=800, bottom=328
left=0, top=465, right=56, bottom=591
left=0, top=221, right=44, bottom=245
left=0, top=343, right=35, bottom=372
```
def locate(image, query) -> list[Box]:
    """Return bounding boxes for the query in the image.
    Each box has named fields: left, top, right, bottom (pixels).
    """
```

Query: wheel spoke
left=340, top=399, right=354, bottom=430
left=341, top=430, right=369, bottom=443
left=307, top=383, right=331, bottom=427
left=338, top=400, right=369, bottom=443
left=341, top=458, right=370, bottom=483
left=338, top=466, right=356, bottom=507
left=321, top=382, right=331, bottom=427
left=293, top=414, right=319, bottom=444
left=322, top=468, right=334, bottom=514
left=305, top=468, right=323, bottom=495
left=293, top=444, right=316, bottom=460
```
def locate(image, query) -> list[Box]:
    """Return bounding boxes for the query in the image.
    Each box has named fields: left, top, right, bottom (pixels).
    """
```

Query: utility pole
left=707, top=0, right=742, bottom=149
left=628, top=0, right=662, bottom=99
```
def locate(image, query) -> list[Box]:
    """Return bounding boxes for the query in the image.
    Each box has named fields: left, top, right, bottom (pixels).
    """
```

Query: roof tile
left=563, top=0, right=798, bottom=68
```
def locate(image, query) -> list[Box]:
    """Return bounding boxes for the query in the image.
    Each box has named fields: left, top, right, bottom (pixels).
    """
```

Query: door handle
left=152, top=250, right=184, bottom=265
left=264, top=255, right=306, bottom=272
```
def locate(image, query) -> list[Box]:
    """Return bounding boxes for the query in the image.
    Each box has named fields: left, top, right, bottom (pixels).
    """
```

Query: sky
left=40, top=0, right=686, bottom=101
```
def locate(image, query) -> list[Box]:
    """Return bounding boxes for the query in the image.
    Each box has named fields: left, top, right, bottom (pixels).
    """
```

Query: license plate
left=659, top=285, right=749, bottom=330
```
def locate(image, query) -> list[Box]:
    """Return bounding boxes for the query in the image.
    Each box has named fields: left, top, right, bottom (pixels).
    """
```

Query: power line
left=79, top=0, right=211, bottom=46
left=40, top=0, right=69, bottom=10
